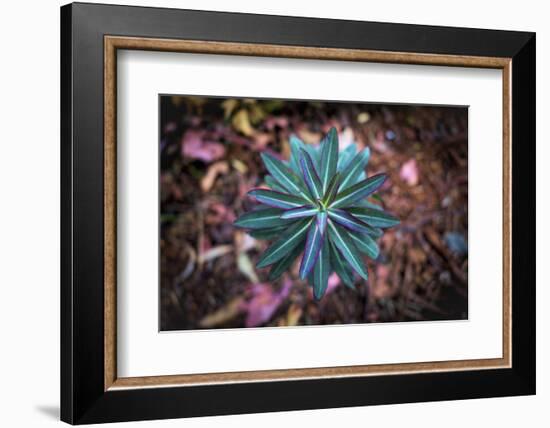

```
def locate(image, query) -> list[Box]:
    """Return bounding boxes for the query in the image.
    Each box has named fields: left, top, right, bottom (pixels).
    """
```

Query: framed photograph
left=60, top=2, right=535, bottom=424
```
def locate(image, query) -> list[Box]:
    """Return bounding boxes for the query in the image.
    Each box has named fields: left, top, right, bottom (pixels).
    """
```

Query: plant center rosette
left=235, top=127, right=399, bottom=300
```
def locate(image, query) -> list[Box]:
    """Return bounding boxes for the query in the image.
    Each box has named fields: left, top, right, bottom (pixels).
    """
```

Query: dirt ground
left=160, top=96, right=468, bottom=330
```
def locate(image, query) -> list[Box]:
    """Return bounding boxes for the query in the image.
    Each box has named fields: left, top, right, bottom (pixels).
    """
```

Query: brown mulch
left=160, top=97, right=468, bottom=330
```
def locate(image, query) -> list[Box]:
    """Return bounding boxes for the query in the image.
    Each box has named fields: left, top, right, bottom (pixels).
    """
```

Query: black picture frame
left=61, top=2, right=535, bottom=424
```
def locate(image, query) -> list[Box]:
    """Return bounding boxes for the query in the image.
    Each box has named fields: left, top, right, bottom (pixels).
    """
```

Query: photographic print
left=160, top=95, right=468, bottom=331
left=61, top=7, right=534, bottom=422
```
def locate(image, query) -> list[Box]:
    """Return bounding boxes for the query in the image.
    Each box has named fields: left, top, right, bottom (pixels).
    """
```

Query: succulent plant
left=234, top=127, right=399, bottom=300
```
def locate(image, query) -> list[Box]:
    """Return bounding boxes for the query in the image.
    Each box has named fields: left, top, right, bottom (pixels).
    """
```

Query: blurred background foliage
left=160, top=95, right=468, bottom=330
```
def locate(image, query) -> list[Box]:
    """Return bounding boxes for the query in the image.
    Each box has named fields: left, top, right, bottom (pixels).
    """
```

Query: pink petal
left=244, top=280, right=292, bottom=328
left=326, top=273, right=341, bottom=294
left=400, top=159, right=419, bottom=186
left=181, top=130, right=226, bottom=162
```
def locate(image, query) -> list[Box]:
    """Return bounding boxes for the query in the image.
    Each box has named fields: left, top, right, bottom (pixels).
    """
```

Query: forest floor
left=160, top=97, right=468, bottom=330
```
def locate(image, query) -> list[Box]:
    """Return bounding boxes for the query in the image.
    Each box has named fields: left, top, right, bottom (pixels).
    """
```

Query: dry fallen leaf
left=372, top=265, right=393, bottom=299
left=198, top=297, right=245, bottom=328
left=200, top=161, right=229, bottom=192
left=204, top=202, right=236, bottom=226
left=181, top=130, right=226, bottom=162
left=285, top=304, right=303, bottom=326
left=234, top=230, right=257, bottom=253
left=251, top=132, right=272, bottom=150
left=237, top=252, right=259, bottom=284
left=244, top=280, right=292, bottom=327
left=231, top=158, right=248, bottom=174
left=297, top=129, right=322, bottom=145
left=221, top=99, right=239, bottom=119
left=409, top=247, right=427, bottom=265
left=198, top=245, right=233, bottom=263
left=232, top=109, right=254, bottom=136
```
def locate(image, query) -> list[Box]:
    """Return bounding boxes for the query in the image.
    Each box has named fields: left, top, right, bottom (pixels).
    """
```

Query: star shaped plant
left=235, top=127, right=399, bottom=300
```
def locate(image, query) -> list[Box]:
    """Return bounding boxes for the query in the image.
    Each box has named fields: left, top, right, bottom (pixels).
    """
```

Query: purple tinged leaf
left=349, top=232, right=379, bottom=259
left=299, top=221, right=325, bottom=279
left=322, top=172, right=341, bottom=205
left=260, top=152, right=313, bottom=202
left=319, top=127, right=338, bottom=191
left=313, top=238, right=330, bottom=300
left=338, top=148, right=370, bottom=191
left=234, top=208, right=287, bottom=229
left=346, top=207, right=400, bottom=228
left=304, top=144, right=322, bottom=171
left=264, top=175, right=286, bottom=192
left=328, top=220, right=369, bottom=280
left=307, top=272, right=314, bottom=288
left=256, top=218, right=312, bottom=268
left=248, top=189, right=308, bottom=209
left=329, top=240, right=355, bottom=289
left=327, top=208, right=379, bottom=235
left=268, top=244, right=303, bottom=281
left=354, top=198, right=383, bottom=210
left=289, top=135, right=306, bottom=175
left=299, top=149, right=323, bottom=200
left=367, top=227, right=383, bottom=238
left=280, top=205, right=318, bottom=219
left=316, top=211, right=328, bottom=233
left=331, top=173, right=387, bottom=209
left=337, top=144, right=358, bottom=172
left=247, top=225, right=289, bottom=240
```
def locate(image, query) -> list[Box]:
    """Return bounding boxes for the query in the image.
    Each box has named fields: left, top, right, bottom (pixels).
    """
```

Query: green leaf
left=234, top=208, right=288, bottom=229
left=316, top=211, right=328, bottom=234
left=322, top=172, right=340, bottom=205
left=290, top=135, right=322, bottom=173
left=299, top=149, right=324, bottom=200
left=329, top=240, right=355, bottom=289
left=313, top=237, right=330, bottom=300
left=304, top=144, right=321, bottom=171
left=331, top=174, right=387, bottom=209
left=289, top=135, right=306, bottom=175
left=248, top=189, right=308, bottom=209
left=299, top=220, right=325, bottom=279
left=268, top=244, right=303, bottom=281
left=354, top=198, right=384, bottom=210
left=337, top=144, right=357, bottom=172
left=247, top=225, right=289, bottom=240
left=265, top=175, right=286, bottom=192
left=327, top=208, right=380, bottom=235
left=349, top=232, right=379, bottom=259
left=328, top=220, right=369, bottom=280
left=366, top=227, right=383, bottom=238
left=347, top=207, right=400, bottom=228
left=256, top=218, right=312, bottom=268
left=338, top=148, right=370, bottom=191
left=280, top=205, right=318, bottom=219
left=261, top=152, right=312, bottom=202
left=319, top=127, right=338, bottom=192
left=371, top=193, right=383, bottom=204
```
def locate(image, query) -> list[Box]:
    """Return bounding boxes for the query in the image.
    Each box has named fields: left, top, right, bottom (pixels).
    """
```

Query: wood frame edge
left=108, top=358, right=510, bottom=390
left=502, top=60, right=513, bottom=369
left=104, top=36, right=117, bottom=391
left=103, top=35, right=513, bottom=391
left=105, top=35, right=511, bottom=68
